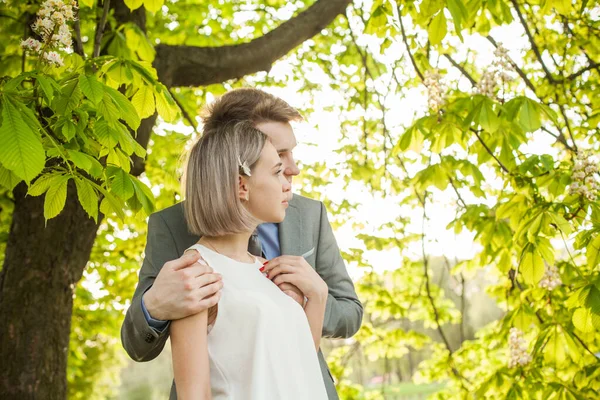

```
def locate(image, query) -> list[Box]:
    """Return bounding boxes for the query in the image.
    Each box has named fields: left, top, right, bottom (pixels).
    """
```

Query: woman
left=171, top=121, right=329, bottom=399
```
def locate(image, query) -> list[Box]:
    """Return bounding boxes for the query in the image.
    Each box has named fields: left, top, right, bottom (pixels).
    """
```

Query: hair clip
left=237, top=155, right=252, bottom=176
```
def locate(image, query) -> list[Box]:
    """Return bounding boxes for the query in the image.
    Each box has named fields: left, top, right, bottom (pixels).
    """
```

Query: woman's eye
left=276, top=169, right=283, bottom=175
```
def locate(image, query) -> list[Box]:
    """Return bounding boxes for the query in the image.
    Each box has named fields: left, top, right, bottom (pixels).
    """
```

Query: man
left=121, top=88, right=363, bottom=399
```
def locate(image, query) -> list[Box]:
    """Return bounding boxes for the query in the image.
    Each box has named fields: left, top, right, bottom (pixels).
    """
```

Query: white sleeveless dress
left=186, top=244, right=328, bottom=400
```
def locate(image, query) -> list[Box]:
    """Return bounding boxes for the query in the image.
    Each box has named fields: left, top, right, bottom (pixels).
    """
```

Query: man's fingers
left=194, top=290, right=222, bottom=313
left=171, top=251, right=204, bottom=271
left=183, top=264, right=215, bottom=278
left=194, top=273, right=222, bottom=288
left=197, top=280, right=224, bottom=301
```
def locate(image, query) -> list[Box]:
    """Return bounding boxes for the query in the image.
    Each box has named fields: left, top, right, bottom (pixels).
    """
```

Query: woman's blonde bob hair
left=183, top=121, right=268, bottom=237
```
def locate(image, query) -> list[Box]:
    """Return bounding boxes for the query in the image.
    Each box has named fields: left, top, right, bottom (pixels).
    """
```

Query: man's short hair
left=202, top=88, right=302, bottom=132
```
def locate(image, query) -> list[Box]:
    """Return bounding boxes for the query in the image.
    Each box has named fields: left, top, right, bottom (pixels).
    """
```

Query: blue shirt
left=143, top=223, right=281, bottom=332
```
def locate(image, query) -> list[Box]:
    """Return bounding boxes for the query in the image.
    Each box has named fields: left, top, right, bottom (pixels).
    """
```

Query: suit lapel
left=279, top=196, right=304, bottom=256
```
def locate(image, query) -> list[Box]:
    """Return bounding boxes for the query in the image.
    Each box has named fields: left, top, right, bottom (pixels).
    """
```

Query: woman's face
left=243, top=141, right=291, bottom=223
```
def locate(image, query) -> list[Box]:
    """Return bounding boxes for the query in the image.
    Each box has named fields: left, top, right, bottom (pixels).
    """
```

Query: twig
left=93, top=0, right=111, bottom=58
left=486, top=35, right=537, bottom=94
left=540, top=127, right=576, bottom=152
left=397, top=7, right=425, bottom=81
left=168, top=88, right=201, bottom=135
left=471, top=129, right=510, bottom=173
left=558, top=104, right=579, bottom=152
left=444, top=54, right=476, bottom=87
left=509, top=0, right=555, bottom=83
left=73, top=2, right=85, bottom=57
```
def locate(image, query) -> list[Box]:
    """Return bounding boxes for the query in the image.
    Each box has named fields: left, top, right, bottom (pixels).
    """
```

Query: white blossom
left=539, top=264, right=562, bottom=291
left=20, top=38, right=43, bottom=53
left=23, top=0, right=75, bottom=68
left=43, top=51, right=64, bottom=67
left=508, top=328, right=532, bottom=368
left=569, top=152, right=599, bottom=201
left=476, top=43, right=515, bottom=98
left=424, top=70, right=445, bottom=112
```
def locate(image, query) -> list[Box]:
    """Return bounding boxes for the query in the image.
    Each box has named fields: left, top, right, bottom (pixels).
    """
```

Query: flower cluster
left=508, top=327, right=532, bottom=368
left=20, top=0, right=76, bottom=67
left=476, top=44, right=515, bottom=98
left=569, top=152, right=599, bottom=201
left=539, top=264, right=562, bottom=291
left=424, top=70, right=445, bottom=112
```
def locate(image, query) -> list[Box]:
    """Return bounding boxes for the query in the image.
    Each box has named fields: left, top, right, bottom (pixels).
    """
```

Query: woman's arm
left=303, top=296, right=327, bottom=350
left=171, top=309, right=211, bottom=400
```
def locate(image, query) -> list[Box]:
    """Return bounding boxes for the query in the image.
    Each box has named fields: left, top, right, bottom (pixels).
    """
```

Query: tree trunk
left=0, top=182, right=100, bottom=399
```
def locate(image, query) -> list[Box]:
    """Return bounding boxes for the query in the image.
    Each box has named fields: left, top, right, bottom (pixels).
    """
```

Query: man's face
left=255, top=121, right=299, bottom=201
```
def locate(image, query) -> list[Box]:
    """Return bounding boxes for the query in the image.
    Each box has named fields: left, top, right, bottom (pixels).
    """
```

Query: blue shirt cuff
left=141, top=294, right=169, bottom=332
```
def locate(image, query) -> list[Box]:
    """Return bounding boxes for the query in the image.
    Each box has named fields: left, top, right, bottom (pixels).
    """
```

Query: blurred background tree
left=0, top=0, right=598, bottom=399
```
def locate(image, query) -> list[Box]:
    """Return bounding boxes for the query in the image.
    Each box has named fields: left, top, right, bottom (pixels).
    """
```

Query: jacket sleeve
left=315, top=202, right=364, bottom=338
left=120, top=212, right=180, bottom=361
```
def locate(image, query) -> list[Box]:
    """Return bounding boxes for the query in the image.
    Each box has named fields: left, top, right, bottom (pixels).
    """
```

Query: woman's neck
left=198, top=231, right=255, bottom=263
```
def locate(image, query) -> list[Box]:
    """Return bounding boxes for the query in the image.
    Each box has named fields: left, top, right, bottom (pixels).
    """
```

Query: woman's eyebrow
left=273, top=162, right=283, bottom=169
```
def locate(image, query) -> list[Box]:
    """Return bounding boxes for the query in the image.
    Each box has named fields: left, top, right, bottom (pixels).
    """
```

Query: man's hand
left=143, top=250, right=223, bottom=321
left=263, top=256, right=328, bottom=303
left=278, top=282, right=305, bottom=307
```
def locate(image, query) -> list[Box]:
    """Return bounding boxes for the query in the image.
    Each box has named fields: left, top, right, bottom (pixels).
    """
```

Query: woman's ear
left=238, top=175, right=250, bottom=201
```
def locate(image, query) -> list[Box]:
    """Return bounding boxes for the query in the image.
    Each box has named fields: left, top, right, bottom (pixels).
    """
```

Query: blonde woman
left=170, top=121, right=328, bottom=399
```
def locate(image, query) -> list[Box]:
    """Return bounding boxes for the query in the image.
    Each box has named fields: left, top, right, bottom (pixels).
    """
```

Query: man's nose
left=284, top=161, right=300, bottom=177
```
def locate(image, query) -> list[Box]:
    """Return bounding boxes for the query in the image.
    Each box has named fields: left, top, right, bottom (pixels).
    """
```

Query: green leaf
left=124, top=0, right=143, bottom=10
left=53, top=79, right=82, bottom=114
left=74, top=177, right=98, bottom=222
left=36, top=75, right=57, bottom=104
left=155, top=87, right=179, bottom=123
left=97, top=92, right=121, bottom=124
left=131, top=84, right=155, bottom=119
left=94, top=119, right=119, bottom=149
left=111, top=168, right=134, bottom=200
left=446, top=0, right=467, bottom=40
left=131, top=177, right=155, bottom=215
left=99, top=190, right=125, bottom=221
left=0, top=164, right=22, bottom=190
left=520, top=246, right=545, bottom=285
left=428, top=12, right=447, bottom=45
left=585, top=285, right=600, bottom=315
left=67, top=150, right=92, bottom=171
left=0, top=97, right=45, bottom=182
left=78, top=75, right=104, bottom=105
left=44, top=176, right=69, bottom=220
left=479, top=97, right=500, bottom=133
left=519, top=98, right=542, bottom=132
left=28, top=173, right=65, bottom=196
left=573, top=308, right=596, bottom=333
left=79, top=0, right=95, bottom=7
left=143, top=0, right=164, bottom=13
left=62, top=120, right=77, bottom=141
left=587, top=235, right=600, bottom=269
left=104, top=87, right=141, bottom=130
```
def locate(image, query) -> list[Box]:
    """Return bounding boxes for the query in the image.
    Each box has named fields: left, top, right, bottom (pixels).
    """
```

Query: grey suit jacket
left=120, top=194, right=363, bottom=399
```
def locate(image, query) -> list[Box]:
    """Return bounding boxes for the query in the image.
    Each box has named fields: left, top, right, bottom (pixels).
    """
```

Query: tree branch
left=72, top=2, right=84, bottom=57
left=509, top=0, right=555, bottom=83
left=471, top=129, right=510, bottom=173
left=396, top=7, right=425, bottom=82
left=93, top=0, right=111, bottom=58
left=486, top=35, right=537, bottom=94
left=153, top=0, right=352, bottom=87
left=443, top=54, right=476, bottom=87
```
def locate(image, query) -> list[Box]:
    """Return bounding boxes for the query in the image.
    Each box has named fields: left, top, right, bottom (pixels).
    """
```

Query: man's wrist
left=142, top=289, right=162, bottom=321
